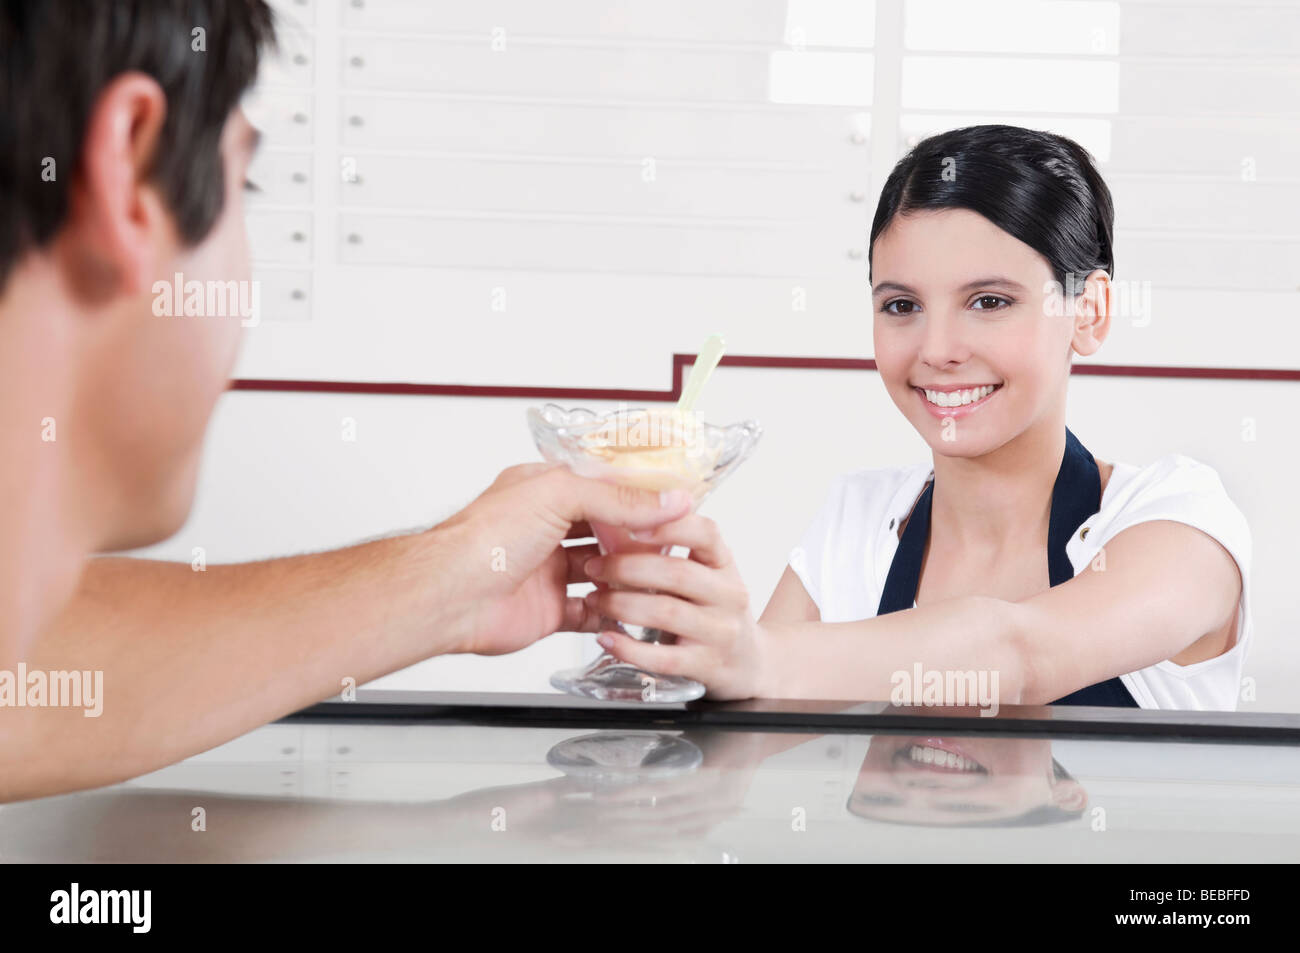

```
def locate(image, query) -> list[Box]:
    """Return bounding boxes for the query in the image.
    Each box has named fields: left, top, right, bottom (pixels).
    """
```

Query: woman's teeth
left=907, top=744, right=983, bottom=772
left=922, top=384, right=998, bottom=408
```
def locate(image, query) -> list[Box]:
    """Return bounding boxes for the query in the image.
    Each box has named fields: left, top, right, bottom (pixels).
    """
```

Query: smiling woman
left=586, top=124, right=1251, bottom=711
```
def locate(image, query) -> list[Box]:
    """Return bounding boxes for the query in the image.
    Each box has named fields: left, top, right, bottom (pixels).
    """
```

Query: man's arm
left=12, top=531, right=465, bottom=801
left=2, top=465, right=693, bottom=802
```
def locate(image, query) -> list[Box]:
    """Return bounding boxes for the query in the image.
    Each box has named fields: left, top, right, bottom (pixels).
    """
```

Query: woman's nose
left=918, top=312, right=970, bottom=367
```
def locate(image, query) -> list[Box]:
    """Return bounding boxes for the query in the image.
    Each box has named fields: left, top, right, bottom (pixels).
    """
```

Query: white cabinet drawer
left=337, top=153, right=857, bottom=221
left=340, top=94, right=865, bottom=164
left=337, top=212, right=852, bottom=276
left=242, top=90, right=315, bottom=147
left=246, top=150, right=314, bottom=206
left=269, top=0, right=316, bottom=28
left=166, top=723, right=306, bottom=763
left=249, top=211, right=314, bottom=264
left=257, top=37, right=317, bottom=89
left=339, top=36, right=768, bottom=102
left=252, top=268, right=314, bottom=322
left=340, top=0, right=788, bottom=42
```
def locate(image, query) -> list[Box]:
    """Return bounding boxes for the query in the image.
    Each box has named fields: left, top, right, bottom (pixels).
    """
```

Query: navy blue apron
left=876, top=428, right=1137, bottom=707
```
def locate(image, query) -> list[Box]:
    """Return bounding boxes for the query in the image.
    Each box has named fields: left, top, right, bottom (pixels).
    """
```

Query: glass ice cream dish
left=527, top=402, right=762, bottom=702
left=546, top=731, right=704, bottom=784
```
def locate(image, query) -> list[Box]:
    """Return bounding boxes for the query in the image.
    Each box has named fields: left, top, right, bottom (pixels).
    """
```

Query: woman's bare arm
left=758, top=565, right=821, bottom=626
left=755, top=520, right=1240, bottom=704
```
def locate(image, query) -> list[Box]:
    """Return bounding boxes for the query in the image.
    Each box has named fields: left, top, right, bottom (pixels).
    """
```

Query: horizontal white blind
left=240, top=0, right=1298, bottom=388
left=242, top=0, right=876, bottom=388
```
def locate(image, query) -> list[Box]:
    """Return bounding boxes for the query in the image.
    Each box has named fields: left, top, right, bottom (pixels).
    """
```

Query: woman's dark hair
left=869, top=124, right=1115, bottom=293
left=0, top=0, right=277, bottom=292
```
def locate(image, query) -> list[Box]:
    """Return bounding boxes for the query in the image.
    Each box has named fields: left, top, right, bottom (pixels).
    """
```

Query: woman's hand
left=579, top=514, right=769, bottom=700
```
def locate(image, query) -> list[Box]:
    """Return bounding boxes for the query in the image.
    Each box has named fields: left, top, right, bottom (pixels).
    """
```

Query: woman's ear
left=1070, top=268, right=1112, bottom=357
left=1048, top=776, right=1088, bottom=813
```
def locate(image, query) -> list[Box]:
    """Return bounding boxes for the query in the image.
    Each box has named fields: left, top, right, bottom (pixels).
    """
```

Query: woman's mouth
left=892, top=740, right=988, bottom=775
left=914, top=382, right=1002, bottom=419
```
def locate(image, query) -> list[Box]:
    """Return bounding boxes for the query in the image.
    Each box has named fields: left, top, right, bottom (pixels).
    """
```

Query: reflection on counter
left=1, top=712, right=1296, bottom=862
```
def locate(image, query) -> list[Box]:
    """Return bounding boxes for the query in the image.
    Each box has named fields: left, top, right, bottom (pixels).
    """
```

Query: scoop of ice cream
left=575, top=409, right=720, bottom=491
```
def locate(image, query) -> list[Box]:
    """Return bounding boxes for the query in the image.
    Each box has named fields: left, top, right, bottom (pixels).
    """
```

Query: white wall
left=136, top=0, right=1300, bottom=710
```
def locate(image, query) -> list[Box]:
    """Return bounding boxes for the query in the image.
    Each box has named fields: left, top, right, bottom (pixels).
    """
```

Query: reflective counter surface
left=4, top=692, right=1298, bottom=862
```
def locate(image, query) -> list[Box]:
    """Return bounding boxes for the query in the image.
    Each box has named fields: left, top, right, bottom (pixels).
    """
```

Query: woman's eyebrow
left=872, top=276, right=1027, bottom=296
left=871, top=280, right=917, bottom=296
left=958, top=276, right=1026, bottom=293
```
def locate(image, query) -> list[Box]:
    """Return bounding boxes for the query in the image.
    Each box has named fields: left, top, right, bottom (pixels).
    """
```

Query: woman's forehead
left=873, top=210, right=1052, bottom=287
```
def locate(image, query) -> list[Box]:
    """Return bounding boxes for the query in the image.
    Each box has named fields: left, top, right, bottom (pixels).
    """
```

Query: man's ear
left=62, top=72, right=173, bottom=302
left=1070, top=268, right=1112, bottom=358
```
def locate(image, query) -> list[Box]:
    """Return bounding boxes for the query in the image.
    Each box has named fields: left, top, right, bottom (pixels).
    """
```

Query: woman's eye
left=880, top=299, right=917, bottom=315
left=971, top=295, right=1009, bottom=310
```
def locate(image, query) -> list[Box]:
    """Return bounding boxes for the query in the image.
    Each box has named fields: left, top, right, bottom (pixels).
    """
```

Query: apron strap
left=876, top=428, right=1137, bottom=708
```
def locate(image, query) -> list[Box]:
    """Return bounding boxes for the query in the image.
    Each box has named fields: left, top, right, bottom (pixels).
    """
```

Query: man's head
left=0, top=0, right=275, bottom=549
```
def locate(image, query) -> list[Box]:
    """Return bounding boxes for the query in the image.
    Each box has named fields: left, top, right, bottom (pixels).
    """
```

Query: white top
left=788, top=453, right=1253, bottom=711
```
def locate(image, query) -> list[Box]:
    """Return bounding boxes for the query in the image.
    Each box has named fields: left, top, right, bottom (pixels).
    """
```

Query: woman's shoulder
left=1091, top=451, right=1250, bottom=555
left=818, top=461, right=933, bottom=514
left=797, top=463, right=934, bottom=553
left=1103, top=452, right=1238, bottom=509
left=793, top=463, right=931, bottom=618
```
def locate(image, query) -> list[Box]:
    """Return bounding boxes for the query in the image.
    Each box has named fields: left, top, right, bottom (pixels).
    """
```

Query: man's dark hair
left=0, top=0, right=276, bottom=292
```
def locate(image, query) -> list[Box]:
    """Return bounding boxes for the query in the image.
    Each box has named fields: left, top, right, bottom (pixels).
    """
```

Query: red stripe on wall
left=229, top=356, right=1300, bottom=401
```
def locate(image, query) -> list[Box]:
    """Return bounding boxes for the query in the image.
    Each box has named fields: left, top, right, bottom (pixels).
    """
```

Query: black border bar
left=281, top=690, right=1300, bottom=746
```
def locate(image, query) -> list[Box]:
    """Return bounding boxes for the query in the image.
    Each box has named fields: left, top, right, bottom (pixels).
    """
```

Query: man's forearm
left=3, top=523, right=476, bottom=802
left=757, top=596, right=1027, bottom=704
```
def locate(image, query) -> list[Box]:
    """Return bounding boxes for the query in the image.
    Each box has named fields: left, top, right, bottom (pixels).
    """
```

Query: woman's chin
left=916, top=423, right=1001, bottom=458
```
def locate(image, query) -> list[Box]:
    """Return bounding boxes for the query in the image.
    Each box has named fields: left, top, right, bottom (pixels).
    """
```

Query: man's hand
left=444, top=463, right=692, bottom=656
